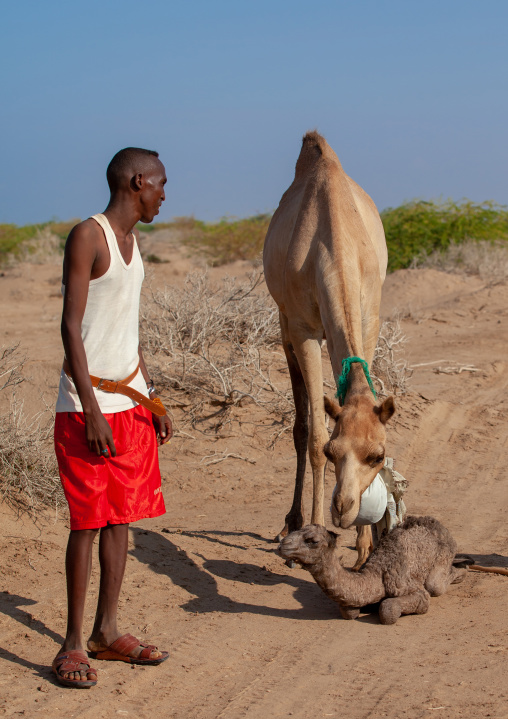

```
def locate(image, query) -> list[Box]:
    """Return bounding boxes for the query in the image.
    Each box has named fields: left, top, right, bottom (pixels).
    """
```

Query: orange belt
left=63, top=359, right=167, bottom=417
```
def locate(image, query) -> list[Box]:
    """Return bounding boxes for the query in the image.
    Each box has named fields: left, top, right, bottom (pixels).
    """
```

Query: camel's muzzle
left=331, top=491, right=357, bottom=529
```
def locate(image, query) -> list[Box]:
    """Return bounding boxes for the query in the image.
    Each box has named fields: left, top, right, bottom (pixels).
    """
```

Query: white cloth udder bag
left=353, top=473, right=388, bottom=525
left=353, top=457, right=408, bottom=535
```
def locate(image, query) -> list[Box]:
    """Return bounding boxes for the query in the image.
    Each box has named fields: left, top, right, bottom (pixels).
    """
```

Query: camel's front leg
left=352, top=525, right=374, bottom=571
left=277, top=313, right=309, bottom=541
left=379, top=589, right=430, bottom=625
left=291, top=330, right=328, bottom=526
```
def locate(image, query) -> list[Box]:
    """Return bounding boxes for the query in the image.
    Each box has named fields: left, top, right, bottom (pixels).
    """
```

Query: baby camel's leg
left=425, top=565, right=467, bottom=597
left=339, top=606, right=360, bottom=620
left=379, top=589, right=430, bottom=625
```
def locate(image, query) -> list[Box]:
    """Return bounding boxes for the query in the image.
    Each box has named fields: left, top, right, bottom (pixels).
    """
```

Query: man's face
left=139, top=160, right=167, bottom=223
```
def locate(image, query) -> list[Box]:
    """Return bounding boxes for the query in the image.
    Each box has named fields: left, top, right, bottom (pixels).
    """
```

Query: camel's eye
left=304, top=537, right=319, bottom=546
left=367, top=453, right=384, bottom=468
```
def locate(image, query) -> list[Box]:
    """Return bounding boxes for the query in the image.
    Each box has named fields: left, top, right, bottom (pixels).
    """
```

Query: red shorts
left=54, top=405, right=166, bottom=530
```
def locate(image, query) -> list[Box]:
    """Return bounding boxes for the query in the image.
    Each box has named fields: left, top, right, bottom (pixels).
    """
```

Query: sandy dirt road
left=1, top=249, right=507, bottom=719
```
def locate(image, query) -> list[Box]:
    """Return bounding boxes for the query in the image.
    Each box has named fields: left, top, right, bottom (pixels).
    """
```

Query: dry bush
left=413, top=239, right=508, bottom=285
left=19, top=227, right=63, bottom=264
left=0, top=400, right=63, bottom=518
left=372, top=318, right=412, bottom=396
left=0, top=344, right=25, bottom=392
left=141, top=272, right=293, bottom=433
left=142, top=272, right=413, bottom=438
left=0, top=345, right=63, bottom=517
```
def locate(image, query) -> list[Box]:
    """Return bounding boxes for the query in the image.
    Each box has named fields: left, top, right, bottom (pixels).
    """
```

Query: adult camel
left=263, top=131, right=395, bottom=568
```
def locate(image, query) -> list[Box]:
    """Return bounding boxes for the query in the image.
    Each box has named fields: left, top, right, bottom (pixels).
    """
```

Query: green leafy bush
left=183, top=214, right=272, bottom=266
left=5, top=200, right=508, bottom=272
left=0, top=219, right=79, bottom=264
left=381, top=200, right=508, bottom=272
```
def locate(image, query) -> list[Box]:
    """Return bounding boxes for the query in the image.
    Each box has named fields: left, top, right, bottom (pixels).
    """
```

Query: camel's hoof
left=339, top=606, right=360, bottom=620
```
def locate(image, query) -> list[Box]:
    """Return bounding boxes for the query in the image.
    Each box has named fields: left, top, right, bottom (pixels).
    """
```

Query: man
left=52, top=147, right=172, bottom=688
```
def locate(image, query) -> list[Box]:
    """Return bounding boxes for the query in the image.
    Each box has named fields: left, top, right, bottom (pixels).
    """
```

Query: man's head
left=106, top=147, right=166, bottom=223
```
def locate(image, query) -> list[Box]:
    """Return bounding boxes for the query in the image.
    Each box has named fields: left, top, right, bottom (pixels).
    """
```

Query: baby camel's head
left=279, top=524, right=337, bottom=568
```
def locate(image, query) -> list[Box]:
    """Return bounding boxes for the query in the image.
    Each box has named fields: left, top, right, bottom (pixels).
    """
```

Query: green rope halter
left=336, top=356, right=377, bottom=405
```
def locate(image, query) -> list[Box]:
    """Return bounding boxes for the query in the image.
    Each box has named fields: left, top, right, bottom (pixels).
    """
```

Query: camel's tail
left=453, top=553, right=508, bottom=576
left=467, top=565, right=508, bottom=577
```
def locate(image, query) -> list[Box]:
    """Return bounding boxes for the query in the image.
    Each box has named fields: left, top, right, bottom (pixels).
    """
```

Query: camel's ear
left=324, top=396, right=342, bottom=421
left=374, top=396, right=396, bottom=425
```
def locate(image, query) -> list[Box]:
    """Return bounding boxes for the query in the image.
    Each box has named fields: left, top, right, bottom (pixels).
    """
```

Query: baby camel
left=279, top=516, right=466, bottom=624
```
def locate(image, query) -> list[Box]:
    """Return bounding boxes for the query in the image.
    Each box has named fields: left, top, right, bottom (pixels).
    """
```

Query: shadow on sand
left=129, top=527, right=354, bottom=621
left=0, top=592, right=64, bottom=679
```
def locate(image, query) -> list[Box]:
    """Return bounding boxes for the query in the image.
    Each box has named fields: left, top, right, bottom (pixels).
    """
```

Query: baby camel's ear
left=324, top=395, right=342, bottom=421
left=374, top=396, right=396, bottom=425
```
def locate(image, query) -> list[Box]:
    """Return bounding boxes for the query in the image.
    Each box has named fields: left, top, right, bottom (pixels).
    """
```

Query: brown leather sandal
left=52, top=650, right=98, bottom=688
left=89, top=633, right=169, bottom=665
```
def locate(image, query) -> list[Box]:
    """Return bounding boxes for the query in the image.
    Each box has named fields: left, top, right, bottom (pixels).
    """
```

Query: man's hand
left=153, top=412, right=173, bottom=446
left=85, top=410, right=117, bottom=457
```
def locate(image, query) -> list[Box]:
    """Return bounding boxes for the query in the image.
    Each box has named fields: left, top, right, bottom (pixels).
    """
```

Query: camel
left=279, top=517, right=467, bottom=624
left=263, top=131, right=394, bottom=567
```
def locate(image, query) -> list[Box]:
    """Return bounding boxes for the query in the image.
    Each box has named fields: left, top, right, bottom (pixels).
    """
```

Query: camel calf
left=279, top=516, right=466, bottom=624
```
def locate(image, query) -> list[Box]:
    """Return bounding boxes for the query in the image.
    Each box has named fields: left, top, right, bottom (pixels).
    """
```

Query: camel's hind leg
left=425, top=564, right=467, bottom=597
left=379, top=589, right=430, bottom=625
left=276, top=312, right=309, bottom=542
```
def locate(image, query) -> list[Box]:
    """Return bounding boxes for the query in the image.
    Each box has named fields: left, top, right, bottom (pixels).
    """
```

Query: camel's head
left=324, top=394, right=395, bottom=528
left=278, top=524, right=337, bottom=568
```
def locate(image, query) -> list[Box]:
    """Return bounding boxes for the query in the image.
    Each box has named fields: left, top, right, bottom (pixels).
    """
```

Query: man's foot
left=52, top=649, right=98, bottom=688
left=87, top=633, right=169, bottom=665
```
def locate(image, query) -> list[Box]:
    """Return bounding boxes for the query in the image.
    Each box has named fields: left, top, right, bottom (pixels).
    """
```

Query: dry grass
left=0, top=345, right=63, bottom=518
left=413, top=239, right=508, bottom=285
left=141, top=271, right=293, bottom=435
left=372, top=318, right=412, bottom=396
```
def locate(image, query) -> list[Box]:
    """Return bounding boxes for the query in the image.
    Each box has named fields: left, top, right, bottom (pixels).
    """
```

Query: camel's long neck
left=344, top=362, right=375, bottom=399
left=306, top=552, right=385, bottom=607
left=319, top=173, right=381, bottom=395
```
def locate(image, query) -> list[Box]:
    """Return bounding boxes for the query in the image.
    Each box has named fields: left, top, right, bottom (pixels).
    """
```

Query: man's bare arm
left=61, top=221, right=116, bottom=456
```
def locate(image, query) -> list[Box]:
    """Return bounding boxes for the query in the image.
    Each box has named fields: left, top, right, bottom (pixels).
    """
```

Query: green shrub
left=183, top=214, right=272, bottom=266
left=0, top=223, right=44, bottom=260
left=0, top=219, right=79, bottom=264
left=381, top=200, right=508, bottom=272
left=6, top=200, right=508, bottom=272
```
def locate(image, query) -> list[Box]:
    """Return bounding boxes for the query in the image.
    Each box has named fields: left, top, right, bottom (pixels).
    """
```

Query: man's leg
left=87, top=523, right=162, bottom=660
left=57, top=528, right=99, bottom=682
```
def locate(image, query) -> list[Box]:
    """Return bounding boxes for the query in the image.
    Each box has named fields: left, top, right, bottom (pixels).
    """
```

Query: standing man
left=52, top=148, right=172, bottom=688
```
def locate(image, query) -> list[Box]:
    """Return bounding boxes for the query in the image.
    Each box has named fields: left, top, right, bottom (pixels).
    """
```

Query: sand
left=0, top=239, right=507, bottom=719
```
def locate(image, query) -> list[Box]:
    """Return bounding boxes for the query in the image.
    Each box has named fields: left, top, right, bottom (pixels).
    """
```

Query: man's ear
left=324, top=396, right=342, bottom=421
left=131, top=173, right=143, bottom=191
left=373, top=396, right=396, bottom=425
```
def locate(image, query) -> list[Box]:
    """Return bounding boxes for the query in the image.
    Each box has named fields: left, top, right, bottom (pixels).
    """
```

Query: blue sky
left=1, top=0, right=507, bottom=224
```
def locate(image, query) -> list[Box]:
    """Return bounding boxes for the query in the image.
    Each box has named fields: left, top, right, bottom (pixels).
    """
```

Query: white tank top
left=55, top=213, right=149, bottom=413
